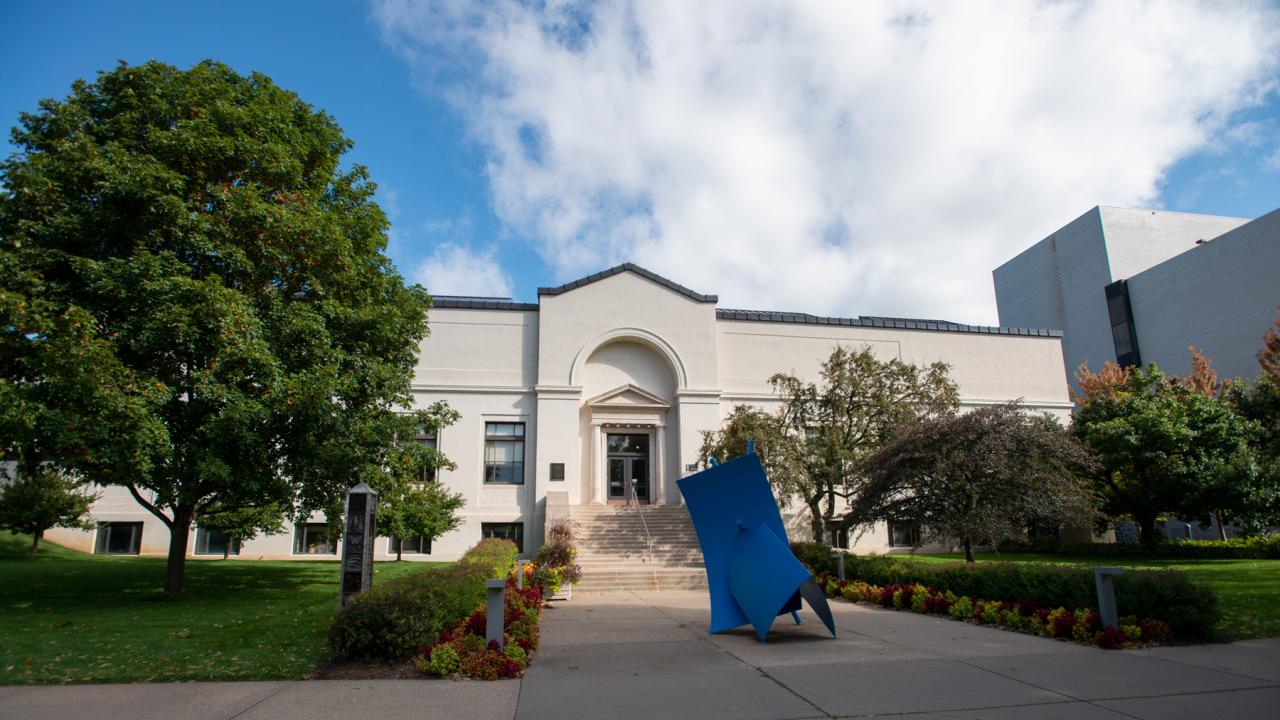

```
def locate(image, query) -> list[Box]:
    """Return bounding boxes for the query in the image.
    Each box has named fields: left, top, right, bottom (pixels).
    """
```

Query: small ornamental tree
left=1072, top=360, right=1256, bottom=545
left=0, top=462, right=97, bottom=558
left=0, top=61, right=440, bottom=595
left=850, top=403, right=1098, bottom=562
left=378, top=401, right=465, bottom=561
left=770, top=345, right=959, bottom=542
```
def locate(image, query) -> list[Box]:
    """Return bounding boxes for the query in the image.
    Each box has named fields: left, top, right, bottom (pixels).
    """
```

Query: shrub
left=997, top=535, right=1280, bottom=560
left=328, top=538, right=518, bottom=661
left=837, top=554, right=1219, bottom=640
left=423, top=644, right=461, bottom=677
left=503, top=642, right=528, bottom=669
left=949, top=596, right=974, bottom=620
left=791, top=542, right=837, bottom=575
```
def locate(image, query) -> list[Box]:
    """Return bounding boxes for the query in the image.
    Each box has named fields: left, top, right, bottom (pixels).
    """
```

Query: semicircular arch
left=569, top=327, right=688, bottom=390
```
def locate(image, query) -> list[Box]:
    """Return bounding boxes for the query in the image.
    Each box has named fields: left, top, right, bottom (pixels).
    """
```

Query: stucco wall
left=1126, top=208, right=1280, bottom=381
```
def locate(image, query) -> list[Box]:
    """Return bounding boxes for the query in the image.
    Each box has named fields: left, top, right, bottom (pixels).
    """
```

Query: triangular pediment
left=538, top=263, right=718, bottom=303
left=586, top=383, right=670, bottom=409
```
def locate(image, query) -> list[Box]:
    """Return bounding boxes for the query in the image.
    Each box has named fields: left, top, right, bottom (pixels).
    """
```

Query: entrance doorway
left=606, top=433, right=650, bottom=504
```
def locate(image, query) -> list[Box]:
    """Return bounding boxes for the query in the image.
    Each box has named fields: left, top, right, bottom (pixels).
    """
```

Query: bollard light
left=1093, top=566, right=1124, bottom=631
left=485, top=579, right=506, bottom=649
left=830, top=551, right=846, bottom=582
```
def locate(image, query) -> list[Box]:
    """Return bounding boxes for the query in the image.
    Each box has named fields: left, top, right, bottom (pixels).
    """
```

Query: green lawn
left=898, top=552, right=1280, bottom=640
left=0, top=533, right=442, bottom=684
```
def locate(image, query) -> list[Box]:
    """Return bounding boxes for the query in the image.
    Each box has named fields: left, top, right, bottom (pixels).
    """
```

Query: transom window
left=293, top=523, right=337, bottom=555
left=194, top=528, right=240, bottom=556
left=889, top=520, right=920, bottom=548
left=390, top=535, right=432, bottom=555
left=484, top=422, right=525, bottom=484
left=95, top=522, right=142, bottom=555
left=416, top=428, right=438, bottom=483
left=482, top=522, right=524, bottom=554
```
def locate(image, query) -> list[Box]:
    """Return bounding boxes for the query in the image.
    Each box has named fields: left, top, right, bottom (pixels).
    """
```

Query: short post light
left=339, top=482, right=378, bottom=608
left=1093, top=566, right=1124, bottom=631
left=486, top=579, right=506, bottom=649
left=830, top=551, right=846, bottom=582
left=516, top=559, right=525, bottom=589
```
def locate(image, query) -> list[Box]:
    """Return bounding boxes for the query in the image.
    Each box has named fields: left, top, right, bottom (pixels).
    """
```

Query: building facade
left=48, top=264, right=1073, bottom=560
left=994, top=206, right=1279, bottom=389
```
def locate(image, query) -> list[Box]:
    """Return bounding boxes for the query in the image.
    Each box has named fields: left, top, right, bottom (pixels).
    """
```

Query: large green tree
left=851, top=403, right=1098, bottom=562
left=743, top=345, right=959, bottom=542
left=1072, top=361, right=1256, bottom=545
left=0, top=60, right=442, bottom=595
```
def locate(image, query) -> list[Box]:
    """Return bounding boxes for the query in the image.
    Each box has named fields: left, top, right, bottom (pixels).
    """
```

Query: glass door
left=606, top=433, right=650, bottom=504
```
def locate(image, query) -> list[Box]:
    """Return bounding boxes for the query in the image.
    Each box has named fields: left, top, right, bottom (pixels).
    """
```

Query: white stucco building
left=994, top=206, right=1280, bottom=390
left=48, top=264, right=1073, bottom=560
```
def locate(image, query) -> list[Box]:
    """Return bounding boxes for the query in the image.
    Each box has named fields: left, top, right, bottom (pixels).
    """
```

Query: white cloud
left=373, top=0, right=1280, bottom=323
left=412, top=243, right=514, bottom=298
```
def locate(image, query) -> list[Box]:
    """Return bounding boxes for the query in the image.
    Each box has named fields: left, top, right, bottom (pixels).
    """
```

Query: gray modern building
left=994, top=205, right=1280, bottom=390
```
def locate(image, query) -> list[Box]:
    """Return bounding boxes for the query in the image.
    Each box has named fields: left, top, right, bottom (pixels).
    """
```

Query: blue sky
left=3, top=1, right=1278, bottom=324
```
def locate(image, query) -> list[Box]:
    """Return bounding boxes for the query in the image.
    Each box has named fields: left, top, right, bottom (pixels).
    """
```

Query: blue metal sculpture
left=678, top=449, right=837, bottom=642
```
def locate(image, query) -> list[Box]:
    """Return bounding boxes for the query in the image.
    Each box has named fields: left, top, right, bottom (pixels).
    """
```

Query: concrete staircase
left=570, top=504, right=707, bottom=591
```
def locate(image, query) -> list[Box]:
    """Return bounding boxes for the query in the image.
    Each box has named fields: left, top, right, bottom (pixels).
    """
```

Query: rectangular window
left=95, top=522, right=142, bottom=555
left=889, top=520, right=920, bottom=548
left=484, top=422, right=525, bottom=484
left=293, top=523, right=337, bottom=555
left=390, top=535, right=432, bottom=555
left=482, top=522, right=524, bottom=554
left=194, top=528, right=240, bottom=556
left=416, top=429, right=438, bottom=483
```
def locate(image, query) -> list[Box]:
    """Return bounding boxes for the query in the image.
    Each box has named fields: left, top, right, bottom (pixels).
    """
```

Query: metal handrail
left=629, top=478, right=655, bottom=565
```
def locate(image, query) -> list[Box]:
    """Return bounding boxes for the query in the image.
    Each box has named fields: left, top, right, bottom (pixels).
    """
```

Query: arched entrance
left=579, top=340, right=679, bottom=505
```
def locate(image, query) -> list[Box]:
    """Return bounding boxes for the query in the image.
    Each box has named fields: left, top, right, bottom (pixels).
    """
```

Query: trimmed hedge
left=793, top=544, right=1220, bottom=641
left=997, top=535, right=1280, bottom=560
left=328, top=538, right=518, bottom=662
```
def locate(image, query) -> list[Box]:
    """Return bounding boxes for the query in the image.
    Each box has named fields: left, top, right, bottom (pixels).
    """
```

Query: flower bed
left=793, top=545, right=1219, bottom=641
left=417, top=569, right=543, bottom=679
left=817, top=575, right=1173, bottom=650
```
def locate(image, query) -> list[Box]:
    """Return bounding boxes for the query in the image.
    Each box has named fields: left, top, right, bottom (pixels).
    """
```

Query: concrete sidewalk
left=2, top=590, right=1278, bottom=719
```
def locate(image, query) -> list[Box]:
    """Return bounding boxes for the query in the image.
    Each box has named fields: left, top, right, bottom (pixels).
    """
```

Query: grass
left=896, top=551, right=1280, bottom=640
left=0, top=532, right=444, bottom=684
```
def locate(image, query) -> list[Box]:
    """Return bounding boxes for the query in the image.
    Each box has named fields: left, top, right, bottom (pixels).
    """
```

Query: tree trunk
left=962, top=538, right=975, bottom=564
left=30, top=529, right=42, bottom=558
left=164, top=508, right=194, bottom=598
left=1137, top=513, right=1159, bottom=547
left=1213, top=512, right=1227, bottom=541
left=808, top=498, right=825, bottom=543
left=396, top=542, right=403, bottom=562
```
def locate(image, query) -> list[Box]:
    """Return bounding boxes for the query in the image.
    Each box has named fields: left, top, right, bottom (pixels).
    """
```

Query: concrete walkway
left=3, top=590, right=1278, bottom=719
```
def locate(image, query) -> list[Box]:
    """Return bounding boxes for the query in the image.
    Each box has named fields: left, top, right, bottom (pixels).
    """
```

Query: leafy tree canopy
left=700, top=345, right=958, bottom=543
left=851, top=402, right=1098, bottom=562
left=0, top=60, right=445, bottom=594
left=1072, top=359, right=1257, bottom=545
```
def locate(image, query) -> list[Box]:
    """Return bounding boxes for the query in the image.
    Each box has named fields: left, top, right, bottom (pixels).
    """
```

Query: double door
left=606, top=433, right=650, bottom=504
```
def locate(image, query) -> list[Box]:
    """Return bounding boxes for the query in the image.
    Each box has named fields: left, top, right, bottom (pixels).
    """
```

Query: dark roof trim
left=716, top=309, right=1063, bottom=337
left=434, top=298, right=539, bottom=311
left=538, top=263, right=718, bottom=303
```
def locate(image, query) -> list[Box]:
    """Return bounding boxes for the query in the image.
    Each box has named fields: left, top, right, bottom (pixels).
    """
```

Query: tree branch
left=127, top=484, right=174, bottom=529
